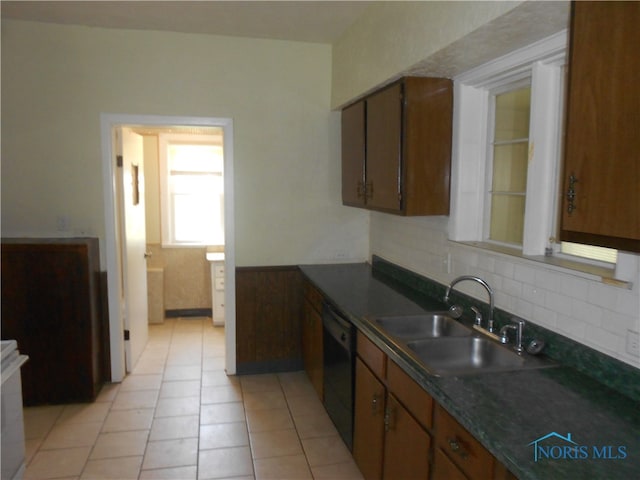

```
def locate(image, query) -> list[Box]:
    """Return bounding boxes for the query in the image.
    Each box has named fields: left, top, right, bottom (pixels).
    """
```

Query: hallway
left=22, top=318, right=363, bottom=479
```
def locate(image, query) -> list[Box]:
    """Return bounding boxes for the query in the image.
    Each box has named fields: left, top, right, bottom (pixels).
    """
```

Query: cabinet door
left=382, top=393, right=431, bottom=480
left=353, top=358, right=386, bottom=480
left=561, top=1, right=640, bottom=251
left=342, top=100, right=367, bottom=207
left=402, top=77, right=453, bottom=216
left=367, top=83, right=403, bottom=212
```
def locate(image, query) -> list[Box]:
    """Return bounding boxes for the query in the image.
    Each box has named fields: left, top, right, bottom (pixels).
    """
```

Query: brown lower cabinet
left=353, top=333, right=432, bottom=480
left=433, top=405, right=513, bottom=480
left=383, top=393, right=431, bottom=480
left=354, top=332, right=516, bottom=480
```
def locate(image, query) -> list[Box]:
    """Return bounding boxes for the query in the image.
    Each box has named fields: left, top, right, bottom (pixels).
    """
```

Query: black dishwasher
left=322, top=302, right=356, bottom=451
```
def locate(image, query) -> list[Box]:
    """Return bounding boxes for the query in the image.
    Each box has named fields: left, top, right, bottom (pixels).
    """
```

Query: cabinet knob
left=371, top=393, right=380, bottom=413
left=447, top=437, right=469, bottom=459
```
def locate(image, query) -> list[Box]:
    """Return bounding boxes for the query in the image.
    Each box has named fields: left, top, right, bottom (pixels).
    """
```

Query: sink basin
left=374, top=313, right=472, bottom=341
left=406, top=336, right=552, bottom=376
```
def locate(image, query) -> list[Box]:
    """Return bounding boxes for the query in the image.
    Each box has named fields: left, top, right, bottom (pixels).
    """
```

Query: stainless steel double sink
left=371, top=313, right=554, bottom=376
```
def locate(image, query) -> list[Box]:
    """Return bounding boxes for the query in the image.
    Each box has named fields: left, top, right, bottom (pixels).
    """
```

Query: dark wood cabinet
left=1, top=238, right=107, bottom=405
left=341, top=77, right=453, bottom=216
left=235, top=266, right=303, bottom=374
left=561, top=1, right=640, bottom=252
left=353, top=357, right=386, bottom=480
left=433, top=405, right=516, bottom=480
left=353, top=332, right=516, bottom=480
left=342, top=100, right=367, bottom=208
left=302, top=280, right=323, bottom=398
left=366, top=83, right=404, bottom=212
left=382, top=393, right=431, bottom=480
left=353, top=333, right=432, bottom=480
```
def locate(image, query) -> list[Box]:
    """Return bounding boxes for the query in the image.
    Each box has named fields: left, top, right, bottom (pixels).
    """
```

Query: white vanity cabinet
left=207, top=253, right=225, bottom=326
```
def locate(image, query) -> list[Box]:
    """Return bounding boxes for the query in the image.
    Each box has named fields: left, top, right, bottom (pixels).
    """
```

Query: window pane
left=489, top=194, right=526, bottom=244
left=494, top=87, right=531, bottom=141
left=173, top=193, right=223, bottom=244
left=171, top=174, right=221, bottom=194
left=488, top=86, right=531, bottom=246
left=492, top=143, right=528, bottom=192
left=169, top=144, right=223, bottom=172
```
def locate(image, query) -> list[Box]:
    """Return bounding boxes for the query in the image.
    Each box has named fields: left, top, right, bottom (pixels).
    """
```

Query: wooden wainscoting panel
left=235, top=266, right=303, bottom=374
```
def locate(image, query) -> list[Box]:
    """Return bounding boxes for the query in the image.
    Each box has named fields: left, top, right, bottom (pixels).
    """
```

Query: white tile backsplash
left=370, top=212, right=640, bottom=369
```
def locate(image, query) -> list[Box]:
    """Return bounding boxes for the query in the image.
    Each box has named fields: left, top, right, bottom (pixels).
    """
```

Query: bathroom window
left=159, top=133, right=224, bottom=246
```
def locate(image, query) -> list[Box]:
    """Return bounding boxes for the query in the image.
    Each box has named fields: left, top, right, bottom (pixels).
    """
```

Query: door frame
left=101, top=113, right=236, bottom=381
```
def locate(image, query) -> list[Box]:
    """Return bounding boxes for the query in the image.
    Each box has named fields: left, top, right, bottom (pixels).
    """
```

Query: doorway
left=101, top=114, right=236, bottom=382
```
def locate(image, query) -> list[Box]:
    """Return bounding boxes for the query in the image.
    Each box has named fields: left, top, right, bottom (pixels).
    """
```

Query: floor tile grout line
left=139, top=316, right=174, bottom=478
left=278, top=373, right=318, bottom=479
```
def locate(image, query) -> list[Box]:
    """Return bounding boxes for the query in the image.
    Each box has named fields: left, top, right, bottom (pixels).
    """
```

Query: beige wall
left=331, top=0, right=569, bottom=108
left=1, top=19, right=370, bottom=268
left=142, top=135, right=161, bottom=245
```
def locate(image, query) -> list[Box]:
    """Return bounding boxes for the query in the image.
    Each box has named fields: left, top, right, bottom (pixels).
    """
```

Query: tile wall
left=370, top=213, right=640, bottom=369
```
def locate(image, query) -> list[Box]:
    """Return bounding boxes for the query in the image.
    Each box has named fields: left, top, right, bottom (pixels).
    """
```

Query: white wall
left=0, top=20, right=369, bottom=267
left=370, top=213, right=640, bottom=368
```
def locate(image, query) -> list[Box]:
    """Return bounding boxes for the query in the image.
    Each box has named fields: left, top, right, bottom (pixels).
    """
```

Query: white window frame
left=159, top=132, right=224, bottom=247
left=449, top=30, right=567, bottom=256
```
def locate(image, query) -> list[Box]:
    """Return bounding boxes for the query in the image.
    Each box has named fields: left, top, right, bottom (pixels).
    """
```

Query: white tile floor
left=22, top=317, right=364, bottom=480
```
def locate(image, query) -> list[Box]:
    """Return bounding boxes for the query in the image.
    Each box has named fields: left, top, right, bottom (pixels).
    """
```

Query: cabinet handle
left=447, top=437, right=469, bottom=459
left=357, top=181, right=365, bottom=199
left=566, top=173, right=578, bottom=215
left=366, top=181, right=374, bottom=200
left=384, top=406, right=395, bottom=432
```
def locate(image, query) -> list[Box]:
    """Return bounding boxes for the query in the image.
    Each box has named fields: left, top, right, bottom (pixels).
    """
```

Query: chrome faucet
left=500, top=317, right=525, bottom=354
left=444, top=275, right=495, bottom=333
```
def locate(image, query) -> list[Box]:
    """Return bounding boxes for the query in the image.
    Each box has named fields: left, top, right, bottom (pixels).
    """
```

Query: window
left=450, top=30, right=619, bottom=267
left=159, top=133, right=224, bottom=246
left=487, top=85, right=531, bottom=246
left=450, top=31, right=566, bottom=256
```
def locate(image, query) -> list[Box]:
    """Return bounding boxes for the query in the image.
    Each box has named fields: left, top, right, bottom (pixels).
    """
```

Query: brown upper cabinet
left=561, top=1, right=640, bottom=252
left=341, top=77, right=453, bottom=216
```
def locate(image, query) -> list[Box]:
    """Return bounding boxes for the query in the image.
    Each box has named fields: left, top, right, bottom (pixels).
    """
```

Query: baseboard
left=165, top=308, right=212, bottom=318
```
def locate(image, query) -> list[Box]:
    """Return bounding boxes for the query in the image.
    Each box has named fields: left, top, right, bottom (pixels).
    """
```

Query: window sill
left=453, top=241, right=632, bottom=289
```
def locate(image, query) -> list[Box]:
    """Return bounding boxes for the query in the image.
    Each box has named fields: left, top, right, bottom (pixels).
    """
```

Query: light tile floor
left=23, top=317, right=364, bottom=480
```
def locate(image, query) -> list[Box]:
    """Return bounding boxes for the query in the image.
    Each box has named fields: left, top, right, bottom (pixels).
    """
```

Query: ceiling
left=0, top=1, right=377, bottom=44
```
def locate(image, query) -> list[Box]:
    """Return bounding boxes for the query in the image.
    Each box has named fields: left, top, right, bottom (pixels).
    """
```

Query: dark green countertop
left=300, top=263, right=640, bottom=480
